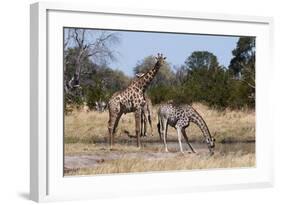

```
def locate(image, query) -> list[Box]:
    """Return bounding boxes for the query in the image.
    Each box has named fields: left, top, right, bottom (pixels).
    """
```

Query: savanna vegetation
left=63, top=28, right=256, bottom=176
left=64, top=28, right=255, bottom=110
left=64, top=103, right=255, bottom=176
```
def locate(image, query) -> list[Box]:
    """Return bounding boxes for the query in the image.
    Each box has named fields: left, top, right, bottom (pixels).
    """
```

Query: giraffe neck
left=189, top=108, right=211, bottom=140
left=133, top=61, right=161, bottom=91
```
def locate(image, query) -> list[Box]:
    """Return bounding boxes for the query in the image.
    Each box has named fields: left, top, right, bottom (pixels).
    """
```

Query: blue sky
left=65, top=28, right=239, bottom=76
left=108, top=31, right=239, bottom=76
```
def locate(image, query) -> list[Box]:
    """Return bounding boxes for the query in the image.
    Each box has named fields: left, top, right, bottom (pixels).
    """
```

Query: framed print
left=30, top=2, right=274, bottom=202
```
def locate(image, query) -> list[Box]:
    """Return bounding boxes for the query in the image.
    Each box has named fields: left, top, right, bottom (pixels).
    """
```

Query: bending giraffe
left=108, top=53, right=166, bottom=148
left=157, top=103, right=215, bottom=154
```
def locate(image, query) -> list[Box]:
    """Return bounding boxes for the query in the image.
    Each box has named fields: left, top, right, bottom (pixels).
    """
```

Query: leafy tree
left=174, top=65, right=188, bottom=85
left=229, top=37, right=255, bottom=88
left=132, top=55, right=177, bottom=104
left=81, top=65, right=130, bottom=109
left=64, top=28, right=120, bottom=95
left=64, top=45, right=130, bottom=110
left=229, top=37, right=255, bottom=104
left=180, top=51, right=229, bottom=108
left=185, top=51, right=220, bottom=71
left=133, top=55, right=176, bottom=88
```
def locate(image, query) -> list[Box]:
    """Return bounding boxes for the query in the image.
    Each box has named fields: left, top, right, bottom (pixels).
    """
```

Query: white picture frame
left=30, top=2, right=274, bottom=202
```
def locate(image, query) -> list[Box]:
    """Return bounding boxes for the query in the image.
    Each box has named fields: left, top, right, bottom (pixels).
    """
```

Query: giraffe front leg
left=135, top=109, right=142, bottom=148
left=162, top=119, right=169, bottom=152
left=176, top=126, right=184, bottom=154
left=182, top=129, right=196, bottom=153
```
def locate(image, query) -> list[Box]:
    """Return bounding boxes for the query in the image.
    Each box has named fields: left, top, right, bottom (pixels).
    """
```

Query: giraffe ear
left=163, top=57, right=167, bottom=60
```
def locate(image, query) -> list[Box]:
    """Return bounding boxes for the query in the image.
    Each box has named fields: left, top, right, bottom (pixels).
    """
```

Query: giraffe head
left=132, top=54, right=166, bottom=91
left=205, top=133, right=216, bottom=155
left=155, top=53, right=166, bottom=66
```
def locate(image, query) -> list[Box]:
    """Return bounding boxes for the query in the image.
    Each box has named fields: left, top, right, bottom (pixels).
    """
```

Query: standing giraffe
left=135, top=73, right=153, bottom=138
left=108, top=53, right=166, bottom=148
left=140, top=95, right=153, bottom=137
left=157, top=103, right=215, bottom=154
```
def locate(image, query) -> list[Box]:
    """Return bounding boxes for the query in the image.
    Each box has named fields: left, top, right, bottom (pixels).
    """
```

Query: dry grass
left=64, top=152, right=255, bottom=176
left=64, top=103, right=255, bottom=144
left=64, top=103, right=255, bottom=176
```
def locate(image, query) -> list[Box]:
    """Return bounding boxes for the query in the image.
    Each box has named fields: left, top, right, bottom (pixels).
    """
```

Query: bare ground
left=64, top=142, right=255, bottom=175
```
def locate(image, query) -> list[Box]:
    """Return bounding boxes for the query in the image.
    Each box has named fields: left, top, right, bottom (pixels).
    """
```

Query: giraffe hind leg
left=157, top=121, right=161, bottom=140
left=135, top=110, right=142, bottom=148
left=143, top=112, right=148, bottom=137
left=140, top=112, right=144, bottom=137
left=147, top=114, right=153, bottom=137
left=108, top=110, right=122, bottom=149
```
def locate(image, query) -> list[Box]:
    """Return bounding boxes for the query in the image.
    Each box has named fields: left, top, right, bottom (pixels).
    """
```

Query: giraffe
left=108, top=53, right=166, bottom=148
left=135, top=73, right=153, bottom=138
left=140, top=95, right=153, bottom=137
left=157, top=103, right=215, bottom=154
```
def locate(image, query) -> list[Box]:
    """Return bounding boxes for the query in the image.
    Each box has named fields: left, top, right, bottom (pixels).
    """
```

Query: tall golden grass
left=64, top=103, right=255, bottom=176
left=64, top=103, right=255, bottom=144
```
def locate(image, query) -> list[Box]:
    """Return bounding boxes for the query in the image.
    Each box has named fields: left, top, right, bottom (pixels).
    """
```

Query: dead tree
left=64, top=28, right=119, bottom=97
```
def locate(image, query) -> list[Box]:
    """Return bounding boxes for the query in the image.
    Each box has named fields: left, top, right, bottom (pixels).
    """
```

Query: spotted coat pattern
left=157, top=103, right=215, bottom=154
left=108, top=54, right=166, bottom=148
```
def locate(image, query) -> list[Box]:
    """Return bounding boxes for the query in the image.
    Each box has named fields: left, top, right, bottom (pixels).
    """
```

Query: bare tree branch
left=237, top=78, right=255, bottom=89
left=64, top=29, right=120, bottom=95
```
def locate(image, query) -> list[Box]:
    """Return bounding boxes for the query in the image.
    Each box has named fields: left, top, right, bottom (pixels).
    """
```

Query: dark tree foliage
left=180, top=51, right=231, bottom=108
left=82, top=66, right=130, bottom=109
left=64, top=37, right=255, bottom=111
left=133, top=55, right=176, bottom=88
left=171, top=49, right=255, bottom=109
left=64, top=48, right=129, bottom=109
left=63, top=28, right=120, bottom=104
left=185, top=51, right=219, bottom=71
left=133, top=55, right=177, bottom=104
left=229, top=37, right=255, bottom=106
left=229, top=37, right=255, bottom=77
